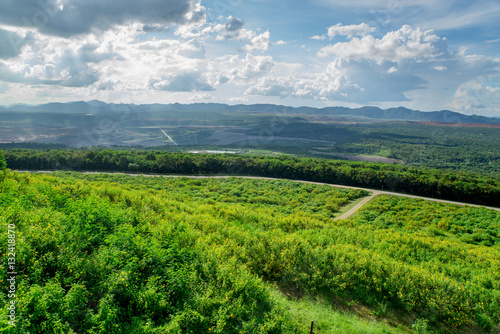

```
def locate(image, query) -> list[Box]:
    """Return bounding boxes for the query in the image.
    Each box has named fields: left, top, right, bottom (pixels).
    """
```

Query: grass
left=276, top=291, right=409, bottom=334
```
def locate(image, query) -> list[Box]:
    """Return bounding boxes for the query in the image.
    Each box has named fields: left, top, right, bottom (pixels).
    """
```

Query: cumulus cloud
left=447, top=78, right=500, bottom=116
left=138, top=38, right=206, bottom=59
left=225, top=17, right=244, bottom=32
left=0, top=0, right=205, bottom=37
left=245, top=57, right=427, bottom=103
left=245, top=76, right=295, bottom=97
left=209, top=54, right=274, bottom=85
left=0, top=6, right=273, bottom=99
left=318, top=25, right=447, bottom=64
left=0, top=31, right=121, bottom=87
left=242, top=25, right=449, bottom=103
left=211, top=16, right=245, bottom=40
left=244, top=24, right=500, bottom=105
left=0, top=15, right=272, bottom=95
left=243, top=30, right=270, bottom=52
left=327, top=23, right=376, bottom=38
left=149, top=71, right=214, bottom=92
left=209, top=16, right=269, bottom=52
left=245, top=60, right=359, bottom=101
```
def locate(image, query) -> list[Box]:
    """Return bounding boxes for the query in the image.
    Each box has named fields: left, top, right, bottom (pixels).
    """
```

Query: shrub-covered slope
left=1, top=171, right=499, bottom=333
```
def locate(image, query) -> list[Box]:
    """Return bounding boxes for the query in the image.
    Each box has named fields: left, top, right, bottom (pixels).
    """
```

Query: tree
left=0, top=150, right=6, bottom=171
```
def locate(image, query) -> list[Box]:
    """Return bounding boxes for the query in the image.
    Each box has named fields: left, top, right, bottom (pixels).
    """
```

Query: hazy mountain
left=1, top=101, right=498, bottom=124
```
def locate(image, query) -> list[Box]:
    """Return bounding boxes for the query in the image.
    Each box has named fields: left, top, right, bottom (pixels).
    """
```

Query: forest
left=3, top=149, right=500, bottom=207
left=1, top=164, right=500, bottom=333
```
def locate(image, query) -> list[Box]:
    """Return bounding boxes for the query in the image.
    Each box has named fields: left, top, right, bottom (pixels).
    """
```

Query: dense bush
left=0, top=172, right=296, bottom=333
left=1, top=171, right=499, bottom=333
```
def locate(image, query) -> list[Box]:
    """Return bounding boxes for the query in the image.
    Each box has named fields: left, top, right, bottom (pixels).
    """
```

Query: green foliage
left=411, top=319, right=431, bottom=334
left=1, top=172, right=326, bottom=333
left=333, top=122, right=500, bottom=176
left=0, top=150, right=6, bottom=171
left=3, top=149, right=500, bottom=207
left=350, top=195, right=500, bottom=246
left=1, top=171, right=499, bottom=333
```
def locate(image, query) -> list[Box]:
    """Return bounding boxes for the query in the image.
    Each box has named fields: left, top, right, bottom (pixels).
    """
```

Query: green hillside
left=1, top=171, right=499, bottom=333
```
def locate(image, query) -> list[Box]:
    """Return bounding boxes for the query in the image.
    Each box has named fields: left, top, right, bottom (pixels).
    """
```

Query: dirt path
left=333, top=192, right=380, bottom=221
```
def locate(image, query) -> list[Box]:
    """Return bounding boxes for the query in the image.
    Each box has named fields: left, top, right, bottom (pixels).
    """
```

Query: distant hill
left=2, top=101, right=498, bottom=124
left=1, top=100, right=499, bottom=148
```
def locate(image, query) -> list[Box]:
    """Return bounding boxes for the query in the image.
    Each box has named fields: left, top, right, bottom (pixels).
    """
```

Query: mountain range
left=1, top=100, right=499, bottom=124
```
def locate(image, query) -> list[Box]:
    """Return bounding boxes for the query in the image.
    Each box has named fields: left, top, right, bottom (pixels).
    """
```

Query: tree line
left=3, top=148, right=500, bottom=207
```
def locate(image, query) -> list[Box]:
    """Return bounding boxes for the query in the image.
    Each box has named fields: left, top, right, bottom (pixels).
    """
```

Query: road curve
left=17, top=170, right=500, bottom=213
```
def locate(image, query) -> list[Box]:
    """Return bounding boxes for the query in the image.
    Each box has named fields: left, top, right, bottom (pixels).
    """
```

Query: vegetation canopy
left=0, top=170, right=499, bottom=333
left=0, top=150, right=6, bottom=171
left=4, top=149, right=500, bottom=207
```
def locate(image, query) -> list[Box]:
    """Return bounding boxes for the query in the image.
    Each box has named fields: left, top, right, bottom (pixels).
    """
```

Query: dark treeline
left=4, top=149, right=500, bottom=207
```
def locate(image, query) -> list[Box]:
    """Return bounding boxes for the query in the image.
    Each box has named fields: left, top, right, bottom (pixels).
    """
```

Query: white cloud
left=148, top=71, right=214, bottom=92
left=138, top=38, right=206, bottom=59
left=208, top=54, right=274, bottom=86
left=0, top=12, right=276, bottom=97
left=245, top=76, right=295, bottom=97
left=225, top=17, right=244, bottom=32
left=204, top=16, right=270, bottom=53
left=208, top=16, right=246, bottom=40
left=0, top=30, right=121, bottom=87
left=0, top=23, right=215, bottom=93
left=434, top=65, right=447, bottom=71
left=387, top=66, right=398, bottom=73
left=245, top=56, right=426, bottom=103
left=318, top=25, right=445, bottom=64
left=275, top=40, right=287, bottom=45
left=244, top=24, right=500, bottom=109
left=447, top=78, right=500, bottom=117
left=311, top=35, right=326, bottom=40
left=243, top=30, right=270, bottom=52
left=327, top=23, right=376, bottom=38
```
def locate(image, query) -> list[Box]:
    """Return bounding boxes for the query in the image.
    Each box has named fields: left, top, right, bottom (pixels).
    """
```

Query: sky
left=0, top=0, right=499, bottom=117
